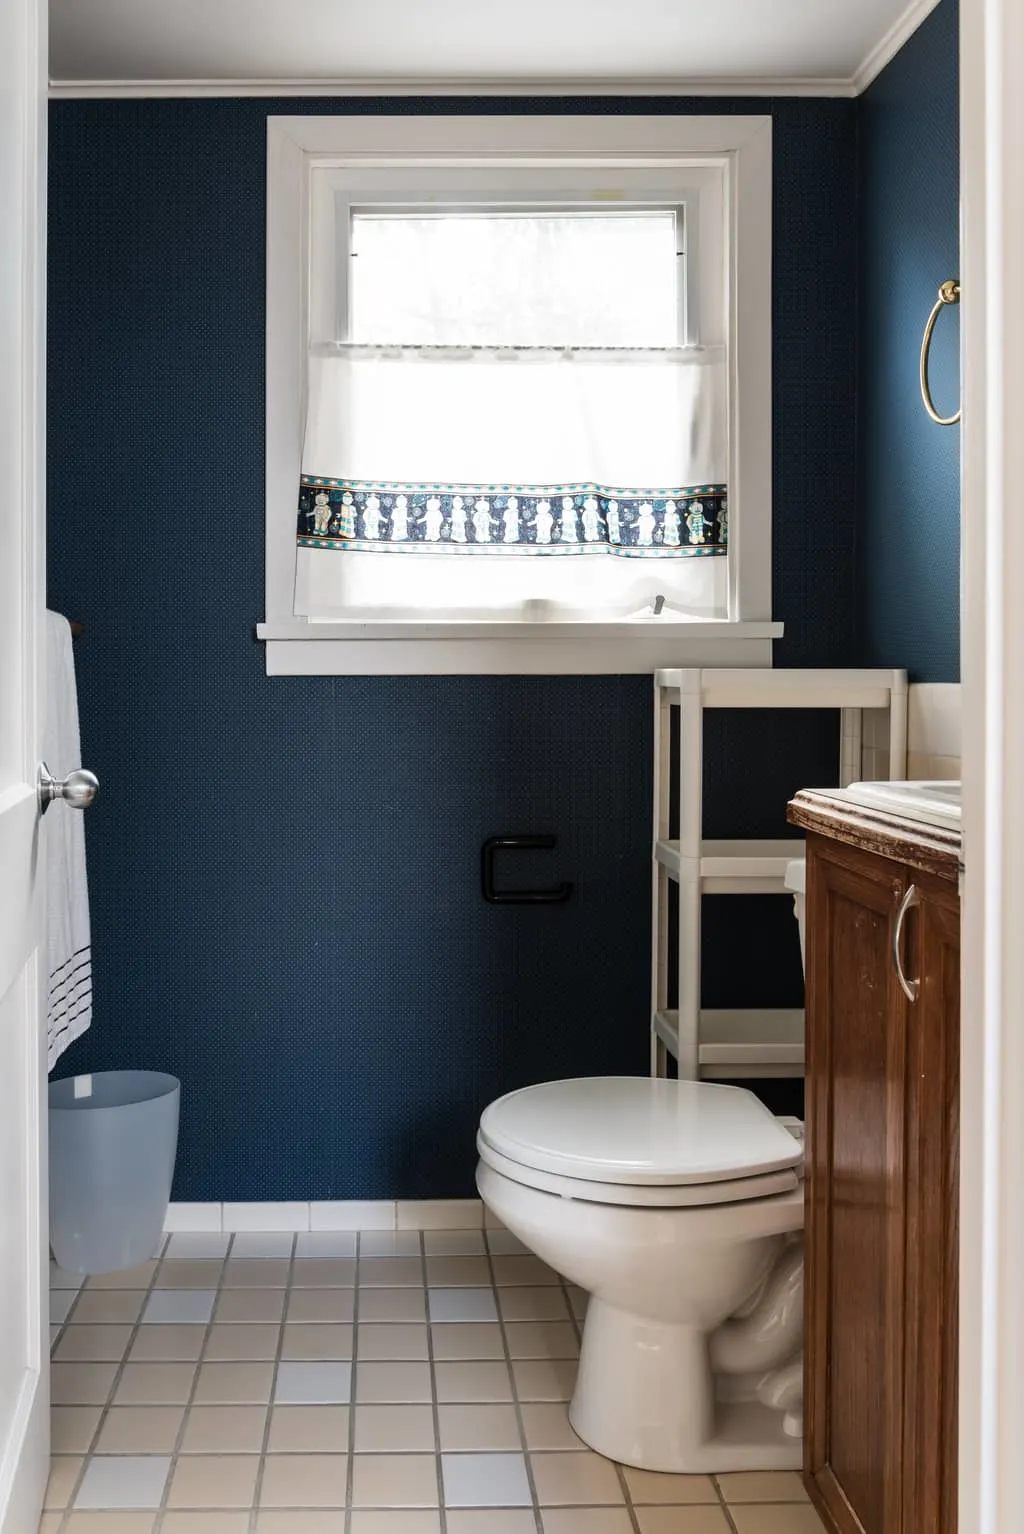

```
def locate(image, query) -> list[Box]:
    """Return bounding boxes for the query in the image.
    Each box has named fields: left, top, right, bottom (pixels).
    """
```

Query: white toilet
left=475, top=856, right=809, bottom=1475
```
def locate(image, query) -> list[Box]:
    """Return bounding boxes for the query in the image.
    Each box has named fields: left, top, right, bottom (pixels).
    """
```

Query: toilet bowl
left=476, top=855, right=809, bottom=1474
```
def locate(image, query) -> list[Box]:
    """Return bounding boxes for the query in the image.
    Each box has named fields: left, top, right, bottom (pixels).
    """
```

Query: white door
left=0, top=0, right=50, bottom=1529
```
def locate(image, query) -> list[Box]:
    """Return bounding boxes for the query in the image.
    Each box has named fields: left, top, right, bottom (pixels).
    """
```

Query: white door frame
left=959, top=1, right=1024, bottom=1530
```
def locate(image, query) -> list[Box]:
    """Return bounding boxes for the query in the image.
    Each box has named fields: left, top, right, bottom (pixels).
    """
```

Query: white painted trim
left=49, top=76, right=859, bottom=100
left=164, top=1199, right=487, bottom=1232
left=262, top=634, right=777, bottom=676
left=263, top=113, right=775, bottom=673
left=851, top=0, right=943, bottom=93
left=959, top=0, right=1024, bottom=1529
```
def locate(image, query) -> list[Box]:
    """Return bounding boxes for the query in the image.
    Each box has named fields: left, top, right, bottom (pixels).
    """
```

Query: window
left=261, top=116, right=777, bottom=674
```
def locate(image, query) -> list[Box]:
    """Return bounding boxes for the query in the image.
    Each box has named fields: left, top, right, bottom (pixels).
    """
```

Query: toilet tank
left=784, top=858, right=806, bottom=974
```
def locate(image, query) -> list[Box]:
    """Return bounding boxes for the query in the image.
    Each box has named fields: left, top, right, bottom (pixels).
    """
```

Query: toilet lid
left=478, top=1077, right=803, bottom=1187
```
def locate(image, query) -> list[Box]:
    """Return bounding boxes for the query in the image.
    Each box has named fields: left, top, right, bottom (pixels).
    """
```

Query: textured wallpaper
left=858, top=0, right=961, bottom=682
left=48, top=94, right=863, bottom=1199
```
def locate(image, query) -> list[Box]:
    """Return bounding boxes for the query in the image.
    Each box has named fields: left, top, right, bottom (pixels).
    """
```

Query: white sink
left=844, top=780, right=961, bottom=832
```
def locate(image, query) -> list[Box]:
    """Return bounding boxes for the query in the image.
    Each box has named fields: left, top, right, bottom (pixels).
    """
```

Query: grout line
left=343, top=1232, right=363, bottom=1534
left=247, top=1230, right=297, bottom=1534
left=483, top=1239, right=544, bottom=1533
left=712, top=1475, right=743, bottom=1534
left=51, top=1246, right=165, bottom=1532
left=152, top=1231, right=238, bottom=1533
left=419, top=1230, right=449, bottom=1534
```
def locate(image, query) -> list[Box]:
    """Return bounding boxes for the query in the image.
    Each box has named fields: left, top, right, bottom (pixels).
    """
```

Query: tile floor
left=44, top=1228, right=823, bottom=1533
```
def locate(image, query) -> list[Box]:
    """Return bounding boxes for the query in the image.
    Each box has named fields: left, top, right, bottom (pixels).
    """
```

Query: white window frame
left=259, top=114, right=780, bottom=675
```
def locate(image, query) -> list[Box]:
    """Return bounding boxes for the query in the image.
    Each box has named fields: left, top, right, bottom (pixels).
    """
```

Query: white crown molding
left=852, top=0, right=942, bottom=94
left=45, top=0, right=947, bottom=101
left=47, top=75, right=858, bottom=100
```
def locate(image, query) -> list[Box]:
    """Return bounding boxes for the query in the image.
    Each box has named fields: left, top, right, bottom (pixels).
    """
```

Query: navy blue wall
left=47, top=97, right=857, bottom=1200
left=858, top=0, right=961, bottom=682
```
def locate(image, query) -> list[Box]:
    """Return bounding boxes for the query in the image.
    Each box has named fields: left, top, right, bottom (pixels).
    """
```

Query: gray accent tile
left=275, top=1360, right=352, bottom=1405
left=442, top=1453, right=532, bottom=1508
left=142, top=1290, right=216, bottom=1325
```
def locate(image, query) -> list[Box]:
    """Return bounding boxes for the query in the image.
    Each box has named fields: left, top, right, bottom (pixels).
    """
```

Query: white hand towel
left=44, top=610, right=92, bottom=1069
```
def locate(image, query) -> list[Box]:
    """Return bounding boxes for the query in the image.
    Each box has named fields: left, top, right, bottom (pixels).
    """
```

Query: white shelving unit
left=651, top=668, right=908, bottom=1080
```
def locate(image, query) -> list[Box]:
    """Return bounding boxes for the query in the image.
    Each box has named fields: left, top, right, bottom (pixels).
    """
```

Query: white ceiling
left=49, top=0, right=939, bottom=95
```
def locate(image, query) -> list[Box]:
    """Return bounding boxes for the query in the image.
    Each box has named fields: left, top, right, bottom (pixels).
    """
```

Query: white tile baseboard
left=164, top=1198, right=486, bottom=1233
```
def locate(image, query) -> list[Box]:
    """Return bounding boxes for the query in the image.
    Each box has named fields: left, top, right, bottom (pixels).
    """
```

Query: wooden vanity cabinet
left=788, top=796, right=960, bottom=1534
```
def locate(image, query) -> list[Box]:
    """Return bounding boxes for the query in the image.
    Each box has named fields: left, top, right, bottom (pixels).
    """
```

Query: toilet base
left=568, top=1296, right=803, bottom=1474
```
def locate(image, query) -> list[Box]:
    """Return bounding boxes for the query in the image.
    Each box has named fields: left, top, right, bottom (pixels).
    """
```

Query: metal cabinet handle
left=38, top=762, right=99, bottom=815
left=892, top=883, right=920, bottom=1002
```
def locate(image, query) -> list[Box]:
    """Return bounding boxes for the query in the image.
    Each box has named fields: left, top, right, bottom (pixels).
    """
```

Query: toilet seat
left=478, top=1077, right=803, bottom=1209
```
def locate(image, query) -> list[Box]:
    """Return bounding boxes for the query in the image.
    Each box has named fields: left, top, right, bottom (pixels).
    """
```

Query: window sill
left=256, top=618, right=783, bottom=675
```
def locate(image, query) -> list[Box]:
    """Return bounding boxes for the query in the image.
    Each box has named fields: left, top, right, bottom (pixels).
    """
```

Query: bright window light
left=348, top=210, right=681, bottom=347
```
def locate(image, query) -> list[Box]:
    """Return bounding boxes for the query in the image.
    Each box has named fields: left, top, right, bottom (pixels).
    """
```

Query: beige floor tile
left=356, top=1362, right=433, bottom=1405
left=129, top=1324, right=207, bottom=1362
left=44, top=1456, right=83, bottom=1509
left=355, top=1404, right=437, bottom=1453
left=68, top=1289, right=145, bottom=1325
left=425, top=1256, right=492, bottom=1287
left=223, top=1260, right=291, bottom=1289
left=531, top=1449, right=624, bottom=1505
left=437, top=1403, right=521, bottom=1452
left=349, top=1514, right=443, bottom=1534
left=281, top=1323, right=354, bottom=1361
left=358, top=1324, right=429, bottom=1362
left=358, top=1259, right=425, bottom=1288
left=256, top=1516, right=348, bottom=1534
left=445, top=1515, right=534, bottom=1534
left=155, top=1260, right=225, bottom=1290
left=358, top=1289, right=427, bottom=1324
left=430, top=1323, right=505, bottom=1361
left=113, top=1362, right=197, bottom=1406
left=37, top=1516, right=63, bottom=1534
left=180, top=1404, right=268, bottom=1453
left=162, top=1516, right=252, bottom=1534
left=54, top=1324, right=134, bottom=1362
left=267, top=1405, right=350, bottom=1453
left=287, top=1289, right=355, bottom=1324
left=95, top=1405, right=185, bottom=1453
left=499, top=1288, right=570, bottom=1322
left=519, top=1403, right=585, bottom=1452
left=717, top=1472, right=810, bottom=1504
left=192, top=1361, right=275, bottom=1405
left=728, top=1507, right=825, bottom=1534
left=205, top=1323, right=281, bottom=1361
left=260, top=1454, right=349, bottom=1507
left=291, top=1259, right=357, bottom=1288
left=504, top=1322, right=578, bottom=1360
left=215, top=1289, right=286, bottom=1325
left=351, top=1454, right=439, bottom=1508
left=434, top=1361, right=514, bottom=1403
left=492, top=1255, right=561, bottom=1286
left=512, top=1359, right=576, bottom=1401
left=425, top=1231, right=487, bottom=1257
left=167, top=1454, right=260, bottom=1509
left=625, top=1467, right=719, bottom=1505
left=542, top=1512, right=634, bottom=1534
left=51, top=1362, right=118, bottom=1405
left=86, top=1261, right=156, bottom=1289
left=65, top=1516, right=156, bottom=1534
left=51, top=1405, right=102, bottom=1455
left=634, top=1511, right=733, bottom=1534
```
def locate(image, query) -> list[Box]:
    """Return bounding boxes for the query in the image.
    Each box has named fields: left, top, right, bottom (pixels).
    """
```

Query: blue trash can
left=49, top=1071, right=180, bottom=1275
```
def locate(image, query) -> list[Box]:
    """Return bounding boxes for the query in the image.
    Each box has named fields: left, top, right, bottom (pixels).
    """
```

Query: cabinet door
left=902, top=874, right=960, bottom=1534
left=804, top=834, right=908, bottom=1534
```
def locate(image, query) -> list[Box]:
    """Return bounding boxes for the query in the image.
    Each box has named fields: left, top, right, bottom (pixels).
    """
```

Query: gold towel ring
left=920, top=278, right=961, bottom=425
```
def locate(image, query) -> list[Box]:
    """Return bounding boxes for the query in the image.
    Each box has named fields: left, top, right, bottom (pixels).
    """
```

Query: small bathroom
left=30, top=0, right=963, bottom=1531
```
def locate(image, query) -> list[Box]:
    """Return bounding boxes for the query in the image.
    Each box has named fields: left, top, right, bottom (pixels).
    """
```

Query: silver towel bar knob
left=38, top=762, right=99, bottom=815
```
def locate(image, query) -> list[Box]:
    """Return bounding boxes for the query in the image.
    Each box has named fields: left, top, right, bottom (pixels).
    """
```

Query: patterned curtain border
left=297, top=478, right=727, bottom=557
